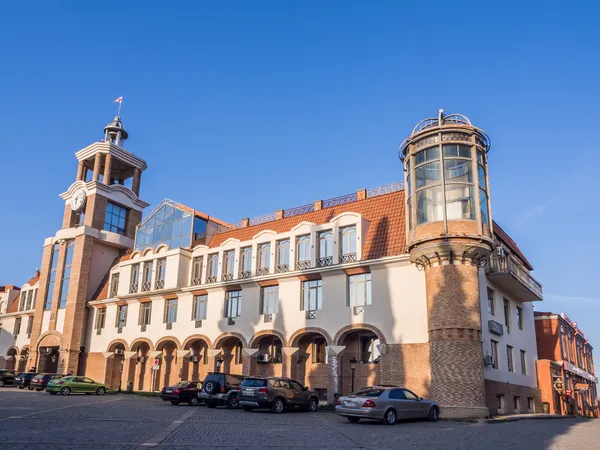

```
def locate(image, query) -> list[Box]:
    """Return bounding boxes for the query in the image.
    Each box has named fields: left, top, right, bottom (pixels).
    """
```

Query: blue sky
left=1, top=2, right=599, bottom=360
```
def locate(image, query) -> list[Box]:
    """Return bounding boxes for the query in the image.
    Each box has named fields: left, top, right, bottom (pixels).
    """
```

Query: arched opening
left=216, top=336, right=244, bottom=375
left=106, top=341, right=127, bottom=390
left=155, top=339, right=179, bottom=390
left=292, top=332, right=329, bottom=399
left=6, top=348, right=18, bottom=370
left=129, top=341, right=151, bottom=391
left=252, top=334, right=283, bottom=378
left=18, top=347, right=30, bottom=372
left=37, top=334, right=61, bottom=373
left=338, top=329, right=381, bottom=394
left=183, top=338, right=210, bottom=382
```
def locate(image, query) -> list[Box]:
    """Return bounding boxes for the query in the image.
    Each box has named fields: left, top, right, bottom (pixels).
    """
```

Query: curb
left=484, top=414, right=576, bottom=424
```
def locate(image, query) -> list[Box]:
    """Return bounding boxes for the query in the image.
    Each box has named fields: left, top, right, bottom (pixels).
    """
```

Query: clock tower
left=29, top=116, right=149, bottom=374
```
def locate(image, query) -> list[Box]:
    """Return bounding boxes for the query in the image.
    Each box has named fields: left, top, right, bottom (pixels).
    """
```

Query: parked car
left=16, top=372, right=38, bottom=389
left=335, top=386, right=438, bottom=425
left=0, top=370, right=20, bottom=387
left=161, top=381, right=203, bottom=406
left=238, top=377, right=319, bottom=413
left=30, top=373, right=66, bottom=391
left=199, top=373, right=244, bottom=408
left=46, top=376, right=108, bottom=395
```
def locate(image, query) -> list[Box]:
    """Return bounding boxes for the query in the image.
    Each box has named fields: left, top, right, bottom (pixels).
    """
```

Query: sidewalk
left=485, top=413, right=576, bottom=424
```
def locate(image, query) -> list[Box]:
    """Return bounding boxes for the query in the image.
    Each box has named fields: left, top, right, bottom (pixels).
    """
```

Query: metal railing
left=195, top=320, right=203, bottom=328
left=323, top=193, right=357, bottom=208
left=117, top=326, right=123, bottom=334
left=239, top=270, right=251, bottom=279
left=222, top=273, right=234, bottom=282
left=488, top=255, right=543, bottom=298
left=306, top=310, right=316, bottom=320
left=318, top=256, right=333, bottom=267
left=227, top=317, right=236, bottom=326
left=264, top=314, right=273, bottom=323
left=340, top=253, right=357, bottom=263
left=257, top=267, right=270, bottom=276
left=141, top=281, right=151, bottom=292
left=353, top=306, right=365, bottom=316
left=191, top=277, right=202, bottom=286
left=276, top=264, right=289, bottom=273
left=206, top=276, right=217, bottom=284
left=297, top=260, right=311, bottom=270
left=166, top=322, right=173, bottom=330
left=129, top=283, right=138, bottom=294
left=155, top=279, right=165, bottom=290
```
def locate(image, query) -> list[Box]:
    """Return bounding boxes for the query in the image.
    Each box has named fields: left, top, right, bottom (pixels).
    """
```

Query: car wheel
left=242, top=406, right=254, bottom=412
left=307, top=398, right=318, bottom=412
left=188, top=397, right=199, bottom=406
left=346, top=417, right=360, bottom=423
left=96, top=387, right=106, bottom=396
left=271, top=398, right=285, bottom=414
left=171, top=401, right=180, bottom=405
left=0, top=380, right=5, bottom=387
left=226, top=394, right=239, bottom=409
left=382, top=408, right=396, bottom=425
left=206, top=402, right=217, bottom=408
left=60, top=387, right=71, bottom=396
left=428, top=406, right=438, bottom=422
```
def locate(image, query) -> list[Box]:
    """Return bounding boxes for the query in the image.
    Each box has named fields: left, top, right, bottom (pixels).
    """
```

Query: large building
left=2, top=111, right=545, bottom=418
left=535, top=311, right=598, bottom=417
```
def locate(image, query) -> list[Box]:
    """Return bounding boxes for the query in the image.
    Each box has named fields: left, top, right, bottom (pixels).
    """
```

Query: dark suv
left=0, top=370, right=20, bottom=387
left=30, top=373, right=65, bottom=391
left=238, top=377, right=319, bottom=413
left=16, top=372, right=38, bottom=389
left=199, top=373, right=244, bottom=408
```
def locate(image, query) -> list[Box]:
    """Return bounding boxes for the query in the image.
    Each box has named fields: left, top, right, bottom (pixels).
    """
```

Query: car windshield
left=241, top=379, right=267, bottom=387
left=32, top=374, right=45, bottom=380
left=173, top=381, right=190, bottom=387
left=350, top=387, right=386, bottom=398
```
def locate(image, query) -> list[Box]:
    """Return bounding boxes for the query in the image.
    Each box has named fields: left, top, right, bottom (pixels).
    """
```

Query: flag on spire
left=114, top=96, right=123, bottom=104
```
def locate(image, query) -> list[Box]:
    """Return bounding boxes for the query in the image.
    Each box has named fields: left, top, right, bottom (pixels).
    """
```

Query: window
left=239, top=247, right=252, bottom=278
left=301, top=280, right=322, bottom=312
left=95, top=308, right=106, bottom=330
left=225, top=291, right=242, bottom=319
left=260, top=286, right=278, bottom=315
left=192, top=295, right=207, bottom=321
left=520, top=350, right=527, bottom=375
left=257, top=243, right=270, bottom=274
left=276, top=239, right=290, bottom=272
left=138, top=302, right=152, bottom=327
left=223, top=250, right=235, bottom=280
left=155, top=258, right=166, bottom=290
left=26, top=289, right=34, bottom=310
left=412, top=146, right=442, bottom=225
left=141, top=261, right=153, bottom=291
left=104, top=201, right=128, bottom=235
left=503, top=298, right=511, bottom=333
left=348, top=273, right=372, bottom=308
left=190, top=256, right=203, bottom=285
left=487, top=287, right=495, bottom=316
left=234, top=343, right=243, bottom=365
left=19, top=291, right=26, bottom=311
left=110, top=273, right=119, bottom=297
left=478, top=150, right=489, bottom=227
left=491, top=340, right=499, bottom=369
left=26, top=316, right=33, bottom=336
left=296, top=236, right=311, bottom=268
left=312, top=337, right=326, bottom=363
left=58, top=241, right=75, bottom=309
left=561, top=326, right=568, bottom=359
left=13, top=318, right=21, bottom=336
left=528, top=397, right=534, bottom=412
left=402, top=389, right=418, bottom=401
left=340, top=226, right=357, bottom=262
left=513, top=396, right=521, bottom=411
left=134, top=203, right=194, bottom=251
left=164, top=299, right=177, bottom=324
left=43, top=243, right=60, bottom=310
left=516, top=306, right=523, bottom=330
left=318, top=231, right=333, bottom=266
left=567, top=333, right=574, bottom=362
left=360, top=335, right=381, bottom=363
left=496, top=394, right=505, bottom=411
left=116, top=305, right=127, bottom=329
left=443, top=144, right=475, bottom=221
left=507, top=345, right=514, bottom=372
left=207, top=254, right=218, bottom=283
left=130, top=264, right=140, bottom=293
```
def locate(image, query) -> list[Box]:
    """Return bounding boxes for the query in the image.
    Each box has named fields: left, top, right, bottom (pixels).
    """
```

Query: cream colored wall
left=55, top=309, right=66, bottom=335
left=88, top=243, right=122, bottom=300
left=479, top=269, right=539, bottom=389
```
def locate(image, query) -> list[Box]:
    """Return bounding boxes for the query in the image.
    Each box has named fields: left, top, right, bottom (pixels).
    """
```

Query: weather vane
left=114, top=96, right=123, bottom=117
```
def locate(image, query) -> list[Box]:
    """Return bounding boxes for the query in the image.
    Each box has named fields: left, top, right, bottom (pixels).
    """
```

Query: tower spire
left=103, top=116, right=128, bottom=147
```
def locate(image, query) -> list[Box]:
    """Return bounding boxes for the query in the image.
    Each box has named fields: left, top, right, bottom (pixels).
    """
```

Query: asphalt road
left=0, top=388, right=597, bottom=449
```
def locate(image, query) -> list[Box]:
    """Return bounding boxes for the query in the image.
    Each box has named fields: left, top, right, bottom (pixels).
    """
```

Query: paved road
left=0, top=388, right=597, bottom=449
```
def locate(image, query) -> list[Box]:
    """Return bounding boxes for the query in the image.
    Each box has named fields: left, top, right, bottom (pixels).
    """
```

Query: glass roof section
left=135, top=201, right=194, bottom=251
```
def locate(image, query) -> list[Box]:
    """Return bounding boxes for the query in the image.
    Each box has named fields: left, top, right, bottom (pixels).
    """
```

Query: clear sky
left=1, top=2, right=599, bottom=361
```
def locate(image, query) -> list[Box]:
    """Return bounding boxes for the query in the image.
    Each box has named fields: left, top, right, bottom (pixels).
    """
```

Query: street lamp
left=216, top=357, right=223, bottom=373
left=349, top=357, right=358, bottom=392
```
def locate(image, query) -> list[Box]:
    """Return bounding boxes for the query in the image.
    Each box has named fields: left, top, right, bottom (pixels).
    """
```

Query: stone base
left=439, top=405, right=489, bottom=419
left=485, top=379, right=542, bottom=416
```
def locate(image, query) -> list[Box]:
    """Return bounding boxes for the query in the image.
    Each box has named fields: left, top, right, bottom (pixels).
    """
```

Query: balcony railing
left=129, top=283, right=138, bottom=294
left=191, top=277, right=202, bottom=286
left=297, top=260, right=311, bottom=270
left=257, top=267, right=270, bottom=276
left=141, top=281, right=151, bottom=292
left=206, top=276, right=217, bottom=284
left=222, top=273, right=234, bottom=282
left=340, top=253, right=357, bottom=263
left=487, top=255, right=543, bottom=300
left=317, top=256, right=333, bottom=267
left=239, top=270, right=251, bottom=279
left=306, top=310, right=316, bottom=320
left=276, top=264, right=289, bottom=273
left=155, top=279, right=165, bottom=290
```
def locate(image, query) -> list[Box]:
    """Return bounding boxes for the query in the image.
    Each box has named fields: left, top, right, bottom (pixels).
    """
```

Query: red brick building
left=535, top=312, right=598, bottom=417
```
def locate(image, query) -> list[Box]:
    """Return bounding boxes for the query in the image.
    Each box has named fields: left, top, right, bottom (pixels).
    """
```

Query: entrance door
left=39, top=347, right=59, bottom=373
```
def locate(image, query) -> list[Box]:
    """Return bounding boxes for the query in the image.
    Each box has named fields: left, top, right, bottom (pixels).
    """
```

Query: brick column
left=122, top=352, right=136, bottom=391
left=103, top=153, right=112, bottom=185
left=327, top=346, right=345, bottom=404
left=132, top=168, right=141, bottom=196
left=76, top=161, right=85, bottom=181
left=242, top=348, right=258, bottom=376
left=92, top=153, right=103, bottom=182
left=281, top=347, right=299, bottom=378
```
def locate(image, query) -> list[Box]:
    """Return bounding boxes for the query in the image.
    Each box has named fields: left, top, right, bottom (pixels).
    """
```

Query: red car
left=161, top=381, right=203, bottom=406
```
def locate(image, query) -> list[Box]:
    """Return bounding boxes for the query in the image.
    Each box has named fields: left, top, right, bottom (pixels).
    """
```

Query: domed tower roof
left=103, top=116, right=129, bottom=141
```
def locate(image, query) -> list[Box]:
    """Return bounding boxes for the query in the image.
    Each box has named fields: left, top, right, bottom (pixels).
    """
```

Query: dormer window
left=318, top=231, right=333, bottom=267
left=276, top=240, right=290, bottom=273
left=296, top=236, right=311, bottom=269
left=257, top=243, right=271, bottom=275
left=206, top=254, right=218, bottom=283
left=239, top=247, right=252, bottom=278
left=340, top=226, right=357, bottom=263
left=223, top=251, right=235, bottom=281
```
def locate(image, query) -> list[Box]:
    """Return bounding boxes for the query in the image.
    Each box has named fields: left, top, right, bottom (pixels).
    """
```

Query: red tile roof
left=206, top=191, right=406, bottom=259
left=91, top=253, right=131, bottom=301
left=492, top=221, right=533, bottom=270
left=7, top=293, right=20, bottom=313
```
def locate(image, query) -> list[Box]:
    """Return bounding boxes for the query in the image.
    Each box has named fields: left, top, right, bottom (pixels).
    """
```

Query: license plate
left=345, top=401, right=358, bottom=407
left=243, top=389, right=254, bottom=396
left=165, top=389, right=172, bottom=393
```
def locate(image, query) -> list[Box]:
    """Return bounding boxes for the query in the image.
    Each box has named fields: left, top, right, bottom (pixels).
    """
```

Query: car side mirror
left=417, top=396, right=422, bottom=401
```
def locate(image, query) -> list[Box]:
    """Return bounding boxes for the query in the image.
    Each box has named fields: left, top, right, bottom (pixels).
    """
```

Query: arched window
left=276, top=240, right=290, bottom=272
left=223, top=250, right=235, bottom=281
left=296, top=236, right=311, bottom=269
left=318, top=231, right=333, bottom=267
left=258, top=243, right=270, bottom=274
left=207, top=254, right=218, bottom=283
left=239, top=247, right=252, bottom=278
left=340, top=227, right=357, bottom=262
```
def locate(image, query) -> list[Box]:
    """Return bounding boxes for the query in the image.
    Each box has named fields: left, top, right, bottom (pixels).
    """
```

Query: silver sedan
left=335, top=386, right=439, bottom=425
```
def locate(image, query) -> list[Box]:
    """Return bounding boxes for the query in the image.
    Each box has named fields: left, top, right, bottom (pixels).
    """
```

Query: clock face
left=70, top=188, right=87, bottom=212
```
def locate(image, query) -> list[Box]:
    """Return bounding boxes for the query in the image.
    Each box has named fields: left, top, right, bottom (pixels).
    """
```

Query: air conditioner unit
left=190, top=355, right=200, bottom=363
left=496, top=247, right=505, bottom=257
left=258, top=354, right=272, bottom=363
left=484, top=355, right=494, bottom=366
left=115, top=349, right=124, bottom=355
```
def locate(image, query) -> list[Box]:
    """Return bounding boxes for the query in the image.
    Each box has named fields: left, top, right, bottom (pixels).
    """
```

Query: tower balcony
left=487, top=255, right=543, bottom=301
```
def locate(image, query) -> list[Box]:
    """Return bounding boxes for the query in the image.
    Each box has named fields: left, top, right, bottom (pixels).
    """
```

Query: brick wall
left=485, top=379, right=542, bottom=416
left=535, top=317, right=561, bottom=361
left=380, top=343, right=431, bottom=397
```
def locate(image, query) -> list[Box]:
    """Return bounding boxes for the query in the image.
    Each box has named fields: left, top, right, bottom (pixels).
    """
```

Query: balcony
left=487, top=255, right=543, bottom=301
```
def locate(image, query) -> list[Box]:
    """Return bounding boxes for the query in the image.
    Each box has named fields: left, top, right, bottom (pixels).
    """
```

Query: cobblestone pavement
left=1, top=388, right=598, bottom=449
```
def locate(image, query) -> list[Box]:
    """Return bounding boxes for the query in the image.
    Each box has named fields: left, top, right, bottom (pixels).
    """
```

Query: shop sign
left=564, top=361, right=598, bottom=383
left=574, top=383, right=589, bottom=391
left=488, top=320, right=504, bottom=336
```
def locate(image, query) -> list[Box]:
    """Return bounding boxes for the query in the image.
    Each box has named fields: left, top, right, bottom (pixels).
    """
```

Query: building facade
left=3, top=111, right=547, bottom=418
left=535, top=311, right=598, bottom=417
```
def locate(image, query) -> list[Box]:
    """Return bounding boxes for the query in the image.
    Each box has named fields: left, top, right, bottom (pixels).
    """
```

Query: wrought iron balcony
left=110, top=287, right=119, bottom=297
left=206, top=276, right=217, bottom=284
left=276, top=264, right=289, bottom=273
left=257, top=267, right=270, bottom=276
left=239, top=270, right=251, bottom=279
left=227, top=317, right=236, bottom=326
left=297, top=260, right=311, bottom=270
left=340, top=253, right=357, bottom=263
left=166, top=322, right=173, bottom=330
left=353, top=305, right=365, bottom=316
left=487, top=255, right=543, bottom=301
left=155, top=280, right=165, bottom=290
left=222, top=273, right=234, bottom=282
left=318, top=256, right=333, bottom=267
left=264, top=313, right=273, bottom=323
left=195, top=320, right=203, bottom=328
left=117, top=326, right=123, bottom=334
left=141, top=281, right=151, bottom=292
left=306, top=310, right=316, bottom=320
left=129, top=283, right=138, bottom=294
left=191, top=277, right=202, bottom=286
